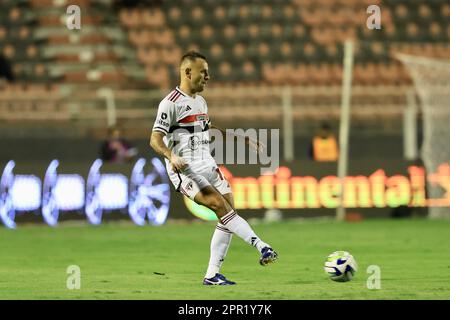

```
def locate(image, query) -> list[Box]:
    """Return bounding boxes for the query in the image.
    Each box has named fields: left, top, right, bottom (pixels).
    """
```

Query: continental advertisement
left=2, top=158, right=449, bottom=228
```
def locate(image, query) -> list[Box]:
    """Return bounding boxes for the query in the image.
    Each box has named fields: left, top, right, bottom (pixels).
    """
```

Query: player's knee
left=205, top=195, right=226, bottom=213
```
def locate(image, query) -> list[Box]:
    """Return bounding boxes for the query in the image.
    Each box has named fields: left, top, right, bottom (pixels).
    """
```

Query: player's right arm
left=150, top=99, right=187, bottom=171
left=150, top=131, right=186, bottom=171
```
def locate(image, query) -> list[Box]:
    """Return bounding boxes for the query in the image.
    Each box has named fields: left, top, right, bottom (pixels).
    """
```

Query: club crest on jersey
left=186, top=181, right=193, bottom=191
left=196, top=115, right=208, bottom=130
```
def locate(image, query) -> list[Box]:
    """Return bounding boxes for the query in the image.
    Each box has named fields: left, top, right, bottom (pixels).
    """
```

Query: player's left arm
left=209, top=124, right=265, bottom=153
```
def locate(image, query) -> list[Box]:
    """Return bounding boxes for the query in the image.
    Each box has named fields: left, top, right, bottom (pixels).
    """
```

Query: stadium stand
left=0, top=0, right=448, bottom=134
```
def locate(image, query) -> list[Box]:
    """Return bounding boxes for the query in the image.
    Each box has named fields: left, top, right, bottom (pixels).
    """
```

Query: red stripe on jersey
left=169, top=92, right=181, bottom=102
left=175, top=88, right=186, bottom=96
left=167, top=90, right=177, bottom=101
left=179, top=113, right=209, bottom=124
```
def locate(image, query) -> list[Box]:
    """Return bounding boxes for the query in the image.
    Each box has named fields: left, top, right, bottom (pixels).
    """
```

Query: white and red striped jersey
left=152, top=86, right=213, bottom=164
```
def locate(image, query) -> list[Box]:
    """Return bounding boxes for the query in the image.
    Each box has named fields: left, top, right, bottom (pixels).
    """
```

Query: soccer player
left=150, top=51, right=278, bottom=285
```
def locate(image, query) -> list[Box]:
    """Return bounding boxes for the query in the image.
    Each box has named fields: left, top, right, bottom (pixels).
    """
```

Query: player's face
left=190, top=59, right=210, bottom=92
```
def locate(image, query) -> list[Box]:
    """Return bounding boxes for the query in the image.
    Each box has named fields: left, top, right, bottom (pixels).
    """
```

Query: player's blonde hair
left=180, top=51, right=207, bottom=66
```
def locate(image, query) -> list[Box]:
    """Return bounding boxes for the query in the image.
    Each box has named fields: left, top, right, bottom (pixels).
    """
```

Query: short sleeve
left=152, top=99, right=175, bottom=134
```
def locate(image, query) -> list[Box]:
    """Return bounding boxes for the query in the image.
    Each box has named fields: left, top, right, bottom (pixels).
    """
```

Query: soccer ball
left=324, top=251, right=358, bottom=282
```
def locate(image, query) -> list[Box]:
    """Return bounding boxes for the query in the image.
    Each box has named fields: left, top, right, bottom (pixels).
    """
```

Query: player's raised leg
left=195, top=186, right=278, bottom=266
left=221, top=192, right=277, bottom=266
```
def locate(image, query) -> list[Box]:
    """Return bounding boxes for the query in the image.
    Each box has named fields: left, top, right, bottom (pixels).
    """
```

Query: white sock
left=220, top=210, right=269, bottom=253
left=205, top=223, right=233, bottom=279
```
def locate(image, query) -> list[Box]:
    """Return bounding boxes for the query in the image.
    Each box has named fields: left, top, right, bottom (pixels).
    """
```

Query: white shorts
left=166, top=160, right=232, bottom=200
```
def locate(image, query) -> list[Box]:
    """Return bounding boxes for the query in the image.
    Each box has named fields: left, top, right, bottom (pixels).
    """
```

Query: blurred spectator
left=309, top=122, right=339, bottom=162
left=0, top=53, right=15, bottom=84
left=100, top=126, right=138, bottom=163
left=8, top=6, right=21, bottom=25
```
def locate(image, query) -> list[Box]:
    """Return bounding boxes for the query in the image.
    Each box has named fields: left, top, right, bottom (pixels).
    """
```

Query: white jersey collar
left=176, top=86, right=194, bottom=99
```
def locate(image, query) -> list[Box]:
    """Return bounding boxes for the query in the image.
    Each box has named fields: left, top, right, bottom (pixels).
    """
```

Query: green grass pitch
left=0, top=218, right=449, bottom=299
